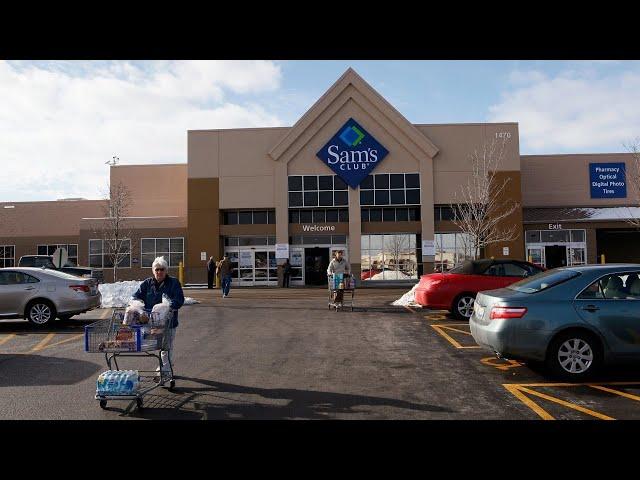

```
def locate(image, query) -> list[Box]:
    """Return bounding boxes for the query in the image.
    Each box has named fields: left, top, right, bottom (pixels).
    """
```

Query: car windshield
left=507, top=269, right=581, bottom=294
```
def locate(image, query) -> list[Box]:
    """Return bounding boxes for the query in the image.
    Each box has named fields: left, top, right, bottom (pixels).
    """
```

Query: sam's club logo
left=316, top=118, right=389, bottom=189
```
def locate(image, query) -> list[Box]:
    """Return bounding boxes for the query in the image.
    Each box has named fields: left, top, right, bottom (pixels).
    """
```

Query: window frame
left=0, top=245, right=16, bottom=268
left=575, top=271, right=640, bottom=301
left=359, top=172, right=421, bottom=206
left=288, top=175, right=349, bottom=208
left=88, top=238, right=132, bottom=269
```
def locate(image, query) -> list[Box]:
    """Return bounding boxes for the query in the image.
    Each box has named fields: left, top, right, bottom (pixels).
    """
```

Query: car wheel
left=453, top=294, right=475, bottom=320
left=546, top=331, right=602, bottom=380
left=26, top=300, right=57, bottom=326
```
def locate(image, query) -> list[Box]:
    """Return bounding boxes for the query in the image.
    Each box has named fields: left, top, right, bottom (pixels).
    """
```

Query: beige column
left=420, top=155, right=435, bottom=273
left=348, top=184, right=362, bottom=285
left=274, top=161, right=289, bottom=285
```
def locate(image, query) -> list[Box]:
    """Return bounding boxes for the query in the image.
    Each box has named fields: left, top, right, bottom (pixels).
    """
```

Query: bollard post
left=600, top=254, right=606, bottom=264
left=178, top=261, right=184, bottom=286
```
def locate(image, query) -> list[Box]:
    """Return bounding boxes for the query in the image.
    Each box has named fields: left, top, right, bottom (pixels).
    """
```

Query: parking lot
left=1, top=288, right=640, bottom=420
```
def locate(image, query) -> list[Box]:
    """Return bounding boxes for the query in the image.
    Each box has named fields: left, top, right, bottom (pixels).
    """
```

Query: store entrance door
left=545, top=245, right=567, bottom=269
left=305, top=247, right=330, bottom=286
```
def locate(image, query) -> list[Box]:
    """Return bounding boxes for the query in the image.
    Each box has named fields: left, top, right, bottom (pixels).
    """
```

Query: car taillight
left=490, top=307, right=527, bottom=320
left=69, top=285, right=90, bottom=293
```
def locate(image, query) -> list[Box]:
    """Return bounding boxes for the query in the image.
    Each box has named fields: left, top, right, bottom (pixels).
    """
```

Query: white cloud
left=488, top=65, right=640, bottom=153
left=0, top=61, right=283, bottom=202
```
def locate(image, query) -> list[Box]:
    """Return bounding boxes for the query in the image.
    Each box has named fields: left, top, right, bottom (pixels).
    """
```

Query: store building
left=1, top=68, right=638, bottom=285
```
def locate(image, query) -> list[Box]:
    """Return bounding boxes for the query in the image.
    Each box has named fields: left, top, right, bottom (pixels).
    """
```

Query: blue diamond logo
left=316, top=118, right=389, bottom=189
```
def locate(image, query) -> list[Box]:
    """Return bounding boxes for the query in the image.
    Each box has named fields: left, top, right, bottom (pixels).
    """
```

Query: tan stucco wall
left=0, top=200, right=107, bottom=237
left=521, top=153, right=636, bottom=207
left=110, top=164, right=187, bottom=217
left=416, top=123, right=521, bottom=204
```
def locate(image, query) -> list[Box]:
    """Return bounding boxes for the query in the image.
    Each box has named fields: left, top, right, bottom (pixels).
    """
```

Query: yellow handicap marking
left=29, top=333, right=84, bottom=353
left=481, top=356, right=523, bottom=371
left=503, top=381, right=640, bottom=421
left=0, top=334, right=17, bottom=346
left=430, top=323, right=481, bottom=349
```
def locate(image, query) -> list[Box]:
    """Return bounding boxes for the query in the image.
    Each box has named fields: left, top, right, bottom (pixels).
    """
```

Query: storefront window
left=434, top=233, right=475, bottom=271
left=361, top=234, right=418, bottom=281
left=289, top=175, right=348, bottom=208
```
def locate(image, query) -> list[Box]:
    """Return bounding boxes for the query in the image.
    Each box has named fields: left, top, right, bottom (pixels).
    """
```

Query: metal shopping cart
left=327, top=273, right=355, bottom=312
left=84, top=308, right=175, bottom=410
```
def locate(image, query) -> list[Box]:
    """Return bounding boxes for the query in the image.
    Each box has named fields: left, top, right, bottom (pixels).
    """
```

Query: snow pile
left=98, top=280, right=200, bottom=307
left=370, top=271, right=413, bottom=281
left=578, top=207, right=640, bottom=220
left=391, top=283, right=422, bottom=307
left=99, top=281, right=142, bottom=308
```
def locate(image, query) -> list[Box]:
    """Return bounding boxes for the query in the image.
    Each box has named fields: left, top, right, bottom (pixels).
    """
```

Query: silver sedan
left=0, top=267, right=101, bottom=326
left=470, top=264, right=640, bottom=380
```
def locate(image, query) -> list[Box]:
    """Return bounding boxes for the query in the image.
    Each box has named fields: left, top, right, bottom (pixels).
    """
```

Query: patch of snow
left=99, top=281, right=142, bottom=308
left=392, top=283, right=422, bottom=307
left=369, top=271, right=414, bottom=281
left=578, top=207, right=640, bottom=220
left=98, top=281, right=200, bottom=307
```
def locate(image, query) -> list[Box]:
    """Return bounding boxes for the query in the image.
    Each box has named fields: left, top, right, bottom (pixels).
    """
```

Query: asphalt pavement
left=1, top=287, right=640, bottom=420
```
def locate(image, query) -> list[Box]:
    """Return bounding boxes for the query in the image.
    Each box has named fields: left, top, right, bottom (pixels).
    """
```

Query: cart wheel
left=169, top=379, right=175, bottom=391
left=136, top=398, right=143, bottom=409
left=99, top=400, right=107, bottom=409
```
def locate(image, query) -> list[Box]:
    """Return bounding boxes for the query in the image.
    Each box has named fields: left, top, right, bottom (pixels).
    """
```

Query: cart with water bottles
left=84, top=308, right=174, bottom=410
left=327, top=272, right=355, bottom=312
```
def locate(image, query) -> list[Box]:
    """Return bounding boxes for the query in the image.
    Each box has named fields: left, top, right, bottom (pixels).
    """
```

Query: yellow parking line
left=29, top=333, right=56, bottom=353
left=507, top=385, right=615, bottom=420
left=510, top=381, right=640, bottom=388
left=439, top=325, right=472, bottom=335
left=35, top=334, right=84, bottom=352
left=503, top=384, right=555, bottom=420
left=403, top=306, right=417, bottom=314
left=481, top=356, right=523, bottom=371
left=0, top=334, right=17, bottom=346
left=589, top=385, right=640, bottom=402
left=430, top=324, right=481, bottom=349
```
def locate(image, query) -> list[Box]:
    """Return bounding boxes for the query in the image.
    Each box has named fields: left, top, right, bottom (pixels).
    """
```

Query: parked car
left=470, top=264, right=640, bottom=380
left=18, top=255, right=103, bottom=283
left=0, top=267, right=100, bottom=326
left=415, top=259, right=545, bottom=319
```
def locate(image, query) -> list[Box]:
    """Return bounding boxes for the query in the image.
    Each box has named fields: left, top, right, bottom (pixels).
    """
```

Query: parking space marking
left=0, top=334, right=16, bottom=346
left=100, top=308, right=111, bottom=319
left=34, top=333, right=84, bottom=352
left=430, top=323, right=481, bottom=349
left=589, top=385, right=640, bottom=402
left=403, top=306, right=417, bottom=314
left=480, top=356, right=523, bottom=371
left=29, top=333, right=56, bottom=352
left=503, top=382, right=640, bottom=420
left=424, top=313, right=450, bottom=322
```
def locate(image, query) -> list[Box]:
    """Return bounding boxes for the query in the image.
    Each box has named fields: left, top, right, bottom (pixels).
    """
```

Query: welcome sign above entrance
left=316, top=118, right=389, bottom=188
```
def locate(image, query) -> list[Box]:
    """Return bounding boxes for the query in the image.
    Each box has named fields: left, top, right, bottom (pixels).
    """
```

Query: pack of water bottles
left=96, top=370, right=140, bottom=396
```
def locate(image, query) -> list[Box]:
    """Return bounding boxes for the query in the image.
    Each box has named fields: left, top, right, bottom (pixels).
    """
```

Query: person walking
left=206, top=256, right=216, bottom=289
left=327, top=250, right=351, bottom=307
left=132, top=256, right=184, bottom=377
left=282, top=258, right=292, bottom=288
left=217, top=254, right=233, bottom=298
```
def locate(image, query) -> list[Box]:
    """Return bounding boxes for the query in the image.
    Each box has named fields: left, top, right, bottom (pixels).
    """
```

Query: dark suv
left=18, top=255, right=104, bottom=283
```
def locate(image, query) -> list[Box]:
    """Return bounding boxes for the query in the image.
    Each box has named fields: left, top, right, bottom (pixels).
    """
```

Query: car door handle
left=24, top=286, right=36, bottom=290
left=582, top=305, right=600, bottom=312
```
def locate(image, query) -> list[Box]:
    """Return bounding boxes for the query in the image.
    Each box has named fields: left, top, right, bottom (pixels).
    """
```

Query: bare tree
left=450, top=137, right=520, bottom=259
left=383, top=234, right=416, bottom=279
left=623, top=140, right=640, bottom=228
left=92, top=181, right=135, bottom=282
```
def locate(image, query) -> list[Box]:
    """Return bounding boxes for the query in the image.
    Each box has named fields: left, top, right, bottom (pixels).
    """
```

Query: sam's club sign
left=316, top=118, right=389, bottom=188
left=590, top=163, right=626, bottom=198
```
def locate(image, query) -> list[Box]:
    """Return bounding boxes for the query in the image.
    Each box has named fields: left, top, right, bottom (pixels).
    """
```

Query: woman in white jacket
left=327, top=250, right=351, bottom=306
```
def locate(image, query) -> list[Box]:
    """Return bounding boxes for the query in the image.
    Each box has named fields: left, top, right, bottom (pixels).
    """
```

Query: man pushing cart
left=327, top=250, right=355, bottom=311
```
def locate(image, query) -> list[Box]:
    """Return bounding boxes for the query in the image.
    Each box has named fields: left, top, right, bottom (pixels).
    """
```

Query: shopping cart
left=84, top=308, right=175, bottom=410
left=327, top=273, right=355, bottom=312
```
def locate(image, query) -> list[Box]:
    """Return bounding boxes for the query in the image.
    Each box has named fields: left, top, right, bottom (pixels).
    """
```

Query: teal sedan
left=470, top=264, right=640, bottom=380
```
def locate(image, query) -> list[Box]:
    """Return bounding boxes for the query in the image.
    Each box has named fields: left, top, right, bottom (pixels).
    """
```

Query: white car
left=0, top=267, right=101, bottom=326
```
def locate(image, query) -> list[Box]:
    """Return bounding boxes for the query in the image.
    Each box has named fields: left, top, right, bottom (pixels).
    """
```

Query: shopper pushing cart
left=85, top=256, right=184, bottom=410
left=327, top=250, right=353, bottom=311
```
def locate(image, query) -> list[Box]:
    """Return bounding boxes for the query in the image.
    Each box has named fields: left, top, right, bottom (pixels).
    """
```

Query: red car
left=415, top=259, right=545, bottom=319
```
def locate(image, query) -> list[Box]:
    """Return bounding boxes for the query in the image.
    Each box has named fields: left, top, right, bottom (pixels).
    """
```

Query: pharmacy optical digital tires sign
left=316, top=118, right=389, bottom=188
left=589, top=162, right=626, bottom=199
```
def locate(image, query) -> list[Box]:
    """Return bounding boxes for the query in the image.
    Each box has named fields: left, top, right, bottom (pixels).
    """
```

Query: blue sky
left=2, top=60, right=640, bottom=202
